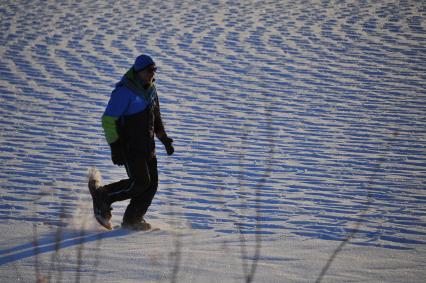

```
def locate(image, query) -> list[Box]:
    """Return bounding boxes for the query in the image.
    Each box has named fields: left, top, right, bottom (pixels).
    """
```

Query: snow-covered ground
left=1, top=0, right=425, bottom=282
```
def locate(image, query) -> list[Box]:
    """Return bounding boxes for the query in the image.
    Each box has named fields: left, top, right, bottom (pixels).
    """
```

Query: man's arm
left=102, top=88, right=129, bottom=144
left=153, top=93, right=174, bottom=155
left=102, top=115, right=120, bottom=144
left=102, top=88, right=130, bottom=165
left=153, top=95, right=167, bottom=139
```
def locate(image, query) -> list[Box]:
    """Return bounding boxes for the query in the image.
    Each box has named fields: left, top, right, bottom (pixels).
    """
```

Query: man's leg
left=122, top=157, right=158, bottom=225
left=101, top=158, right=151, bottom=205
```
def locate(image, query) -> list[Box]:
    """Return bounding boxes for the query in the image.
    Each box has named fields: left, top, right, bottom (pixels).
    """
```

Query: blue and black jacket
left=102, top=68, right=167, bottom=158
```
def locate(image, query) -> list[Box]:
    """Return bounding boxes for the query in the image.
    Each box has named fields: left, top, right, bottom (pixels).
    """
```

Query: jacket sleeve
left=153, top=94, right=168, bottom=140
left=102, top=115, right=120, bottom=144
left=102, top=87, right=130, bottom=144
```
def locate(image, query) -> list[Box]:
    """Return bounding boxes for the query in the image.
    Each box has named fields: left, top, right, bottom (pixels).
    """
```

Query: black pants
left=102, top=157, right=158, bottom=224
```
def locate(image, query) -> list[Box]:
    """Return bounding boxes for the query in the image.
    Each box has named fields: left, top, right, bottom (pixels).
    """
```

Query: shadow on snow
left=0, top=228, right=134, bottom=266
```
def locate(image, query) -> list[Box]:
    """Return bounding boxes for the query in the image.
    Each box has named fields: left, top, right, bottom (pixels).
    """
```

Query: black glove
left=160, top=136, right=174, bottom=156
left=110, top=140, right=125, bottom=165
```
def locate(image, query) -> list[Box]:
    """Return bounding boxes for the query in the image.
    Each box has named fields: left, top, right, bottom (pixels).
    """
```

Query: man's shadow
left=0, top=227, right=133, bottom=266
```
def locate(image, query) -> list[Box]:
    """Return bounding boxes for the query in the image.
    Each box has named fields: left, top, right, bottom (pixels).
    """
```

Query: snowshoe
left=121, top=220, right=151, bottom=231
left=88, top=169, right=112, bottom=230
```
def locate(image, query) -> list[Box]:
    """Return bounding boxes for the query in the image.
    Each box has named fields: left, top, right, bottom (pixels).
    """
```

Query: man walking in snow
left=89, top=54, right=174, bottom=230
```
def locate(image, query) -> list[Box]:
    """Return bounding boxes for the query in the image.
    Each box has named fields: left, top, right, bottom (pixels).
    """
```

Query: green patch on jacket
left=102, top=115, right=119, bottom=144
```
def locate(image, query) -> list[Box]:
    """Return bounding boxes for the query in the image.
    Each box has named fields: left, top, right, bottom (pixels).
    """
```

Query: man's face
left=137, top=65, right=157, bottom=84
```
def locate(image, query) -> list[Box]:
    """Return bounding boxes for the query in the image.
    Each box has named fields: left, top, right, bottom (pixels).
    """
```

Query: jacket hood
left=116, top=67, right=154, bottom=90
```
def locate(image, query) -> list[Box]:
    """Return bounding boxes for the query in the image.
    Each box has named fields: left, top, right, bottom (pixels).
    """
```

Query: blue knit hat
left=133, top=55, right=155, bottom=72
